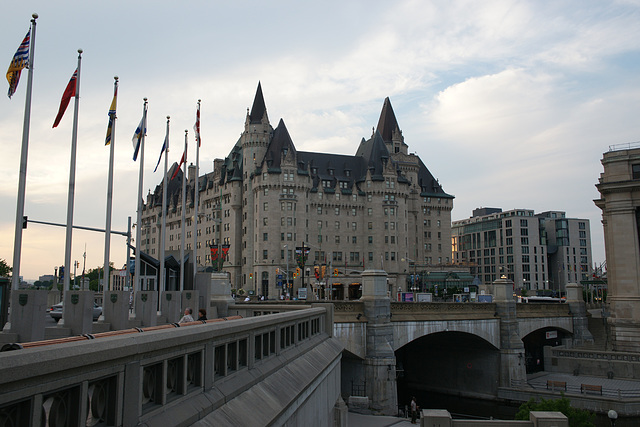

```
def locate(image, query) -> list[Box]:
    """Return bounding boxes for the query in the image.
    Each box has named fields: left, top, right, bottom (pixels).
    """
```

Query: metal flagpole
left=11, top=13, right=38, bottom=292
left=193, top=100, right=200, bottom=285
left=179, top=130, right=188, bottom=292
left=160, top=116, right=169, bottom=292
left=63, top=49, right=83, bottom=302
left=103, top=76, right=118, bottom=294
left=134, top=98, right=148, bottom=292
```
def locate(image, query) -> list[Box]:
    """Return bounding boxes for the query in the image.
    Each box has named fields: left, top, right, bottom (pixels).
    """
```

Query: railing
left=609, top=141, right=640, bottom=152
left=0, top=306, right=331, bottom=427
left=551, top=347, right=640, bottom=363
left=526, top=380, right=640, bottom=398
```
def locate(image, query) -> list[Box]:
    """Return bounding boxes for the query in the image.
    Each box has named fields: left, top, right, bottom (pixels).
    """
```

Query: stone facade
left=139, top=83, right=453, bottom=299
left=595, top=145, right=640, bottom=352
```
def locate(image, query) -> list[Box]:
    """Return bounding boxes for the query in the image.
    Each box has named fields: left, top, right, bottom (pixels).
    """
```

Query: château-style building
left=138, top=83, right=453, bottom=299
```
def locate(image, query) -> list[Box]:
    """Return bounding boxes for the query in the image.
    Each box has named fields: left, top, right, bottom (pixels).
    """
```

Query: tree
left=515, top=396, right=595, bottom=427
left=0, top=258, right=12, bottom=277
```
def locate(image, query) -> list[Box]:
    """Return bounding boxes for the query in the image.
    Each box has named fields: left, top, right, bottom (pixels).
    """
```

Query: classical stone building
left=452, top=208, right=592, bottom=294
left=595, top=144, right=640, bottom=352
left=139, top=83, right=453, bottom=299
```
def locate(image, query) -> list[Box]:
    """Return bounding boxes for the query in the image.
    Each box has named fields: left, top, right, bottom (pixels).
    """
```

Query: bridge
left=0, top=302, right=345, bottom=427
left=0, top=270, right=598, bottom=424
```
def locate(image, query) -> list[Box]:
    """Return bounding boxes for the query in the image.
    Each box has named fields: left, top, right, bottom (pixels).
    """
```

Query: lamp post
left=284, top=244, right=289, bottom=298
left=608, top=409, right=618, bottom=426
left=401, top=257, right=417, bottom=298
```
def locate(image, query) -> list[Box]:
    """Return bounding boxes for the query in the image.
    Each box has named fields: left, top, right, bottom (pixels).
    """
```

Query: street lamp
left=401, top=258, right=418, bottom=296
left=608, top=409, right=617, bottom=426
left=283, top=244, right=289, bottom=298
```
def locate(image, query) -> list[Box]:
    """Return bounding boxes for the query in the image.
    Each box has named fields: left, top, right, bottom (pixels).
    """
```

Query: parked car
left=48, top=302, right=102, bottom=322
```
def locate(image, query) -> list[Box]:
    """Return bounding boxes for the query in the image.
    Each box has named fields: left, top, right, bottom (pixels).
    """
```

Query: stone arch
left=392, top=319, right=501, bottom=351
left=518, top=317, right=573, bottom=340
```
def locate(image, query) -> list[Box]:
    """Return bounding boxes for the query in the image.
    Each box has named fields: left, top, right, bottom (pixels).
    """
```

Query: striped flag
left=132, top=116, right=145, bottom=161
left=6, top=29, right=30, bottom=98
left=105, top=83, right=118, bottom=145
left=193, top=101, right=201, bottom=147
left=52, top=69, right=78, bottom=128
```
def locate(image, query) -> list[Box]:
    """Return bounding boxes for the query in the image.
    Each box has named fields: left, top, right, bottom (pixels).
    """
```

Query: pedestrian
left=410, top=396, right=418, bottom=424
left=197, top=308, right=207, bottom=321
left=179, top=307, right=194, bottom=323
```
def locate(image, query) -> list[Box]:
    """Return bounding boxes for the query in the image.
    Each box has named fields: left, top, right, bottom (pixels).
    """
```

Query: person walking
left=410, top=396, right=418, bottom=424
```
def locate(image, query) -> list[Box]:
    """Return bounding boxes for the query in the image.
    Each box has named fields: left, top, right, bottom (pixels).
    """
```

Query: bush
left=515, top=396, right=595, bottom=427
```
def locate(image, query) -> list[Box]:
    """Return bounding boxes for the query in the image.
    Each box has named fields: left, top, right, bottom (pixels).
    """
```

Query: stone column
left=209, top=272, right=234, bottom=318
left=181, top=290, right=199, bottom=319
left=61, top=290, right=94, bottom=335
left=6, top=290, right=49, bottom=342
left=492, top=278, right=526, bottom=387
left=102, top=290, right=130, bottom=331
left=161, top=291, right=181, bottom=323
left=361, top=270, right=397, bottom=415
left=566, top=283, right=594, bottom=347
left=135, top=291, right=158, bottom=327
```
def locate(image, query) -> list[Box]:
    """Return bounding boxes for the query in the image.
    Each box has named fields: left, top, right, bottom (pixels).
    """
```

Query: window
left=263, top=250, right=268, bottom=260
left=335, top=207, right=340, bottom=215
left=335, top=221, right=340, bottom=230
left=263, top=233, right=268, bottom=241
left=633, top=164, right=640, bottom=180
left=263, top=202, right=268, bottom=211
left=317, top=207, right=322, bottom=214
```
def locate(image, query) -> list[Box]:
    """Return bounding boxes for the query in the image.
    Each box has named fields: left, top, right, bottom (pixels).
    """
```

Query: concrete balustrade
left=0, top=305, right=344, bottom=427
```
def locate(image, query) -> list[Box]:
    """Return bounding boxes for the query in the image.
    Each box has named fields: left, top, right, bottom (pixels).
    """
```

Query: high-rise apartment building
left=139, top=83, right=453, bottom=299
left=452, top=208, right=592, bottom=295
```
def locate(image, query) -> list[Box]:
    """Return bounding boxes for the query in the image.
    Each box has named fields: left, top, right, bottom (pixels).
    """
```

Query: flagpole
left=160, top=116, right=170, bottom=293
left=11, top=13, right=38, bottom=292
left=103, top=76, right=118, bottom=295
left=193, top=100, right=200, bottom=286
left=180, top=130, right=188, bottom=292
left=63, top=49, right=83, bottom=303
left=134, top=98, right=148, bottom=293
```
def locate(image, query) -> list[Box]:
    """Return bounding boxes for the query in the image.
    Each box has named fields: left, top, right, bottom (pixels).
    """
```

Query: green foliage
left=237, top=288, right=245, bottom=296
left=515, top=396, right=595, bottom=427
left=521, top=288, right=529, bottom=297
left=0, top=258, right=12, bottom=277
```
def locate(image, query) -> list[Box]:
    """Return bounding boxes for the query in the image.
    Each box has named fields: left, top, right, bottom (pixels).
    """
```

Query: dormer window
left=283, top=147, right=288, bottom=156
left=345, top=170, right=351, bottom=177
left=328, top=169, right=334, bottom=176
left=311, top=167, right=318, bottom=174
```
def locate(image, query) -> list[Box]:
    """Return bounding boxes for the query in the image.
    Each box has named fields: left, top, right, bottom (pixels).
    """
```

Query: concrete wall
left=0, top=306, right=343, bottom=427
left=544, top=345, right=640, bottom=379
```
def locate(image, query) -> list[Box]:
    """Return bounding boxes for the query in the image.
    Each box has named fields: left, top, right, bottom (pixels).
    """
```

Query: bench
left=546, top=380, right=567, bottom=391
left=581, top=384, right=603, bottom=395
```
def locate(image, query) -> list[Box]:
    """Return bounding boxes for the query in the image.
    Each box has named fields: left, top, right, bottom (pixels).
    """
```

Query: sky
left=2, top=1, right=639, bottom=282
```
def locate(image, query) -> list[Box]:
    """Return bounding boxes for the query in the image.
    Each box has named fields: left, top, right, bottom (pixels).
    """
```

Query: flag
left=154, top=133, right=168, bottom=172
left=6, top=29, right=30, bottom=98
left=132, top=116, right=145, bottom=161
left=105, top=85, right=118, bottom=145
left=171, top=149, right=185, bottom=180
left=52, top=69, right=78, bottom=128
left=193, top=102, right=201, bottom=147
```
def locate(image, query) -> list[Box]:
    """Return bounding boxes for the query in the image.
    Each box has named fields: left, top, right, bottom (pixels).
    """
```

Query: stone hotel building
left=139, top=83, right=453, bottom=298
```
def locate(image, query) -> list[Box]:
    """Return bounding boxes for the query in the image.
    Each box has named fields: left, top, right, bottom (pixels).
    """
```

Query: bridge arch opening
left=396, top=330, right=500, bottom=410
left=522, top=327, right=570, bottom=374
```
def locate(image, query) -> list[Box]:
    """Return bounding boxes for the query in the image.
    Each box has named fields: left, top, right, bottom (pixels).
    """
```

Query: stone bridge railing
left=333, top=301, right=572, bottom=323
left=0, top=305, right=343, bottom=427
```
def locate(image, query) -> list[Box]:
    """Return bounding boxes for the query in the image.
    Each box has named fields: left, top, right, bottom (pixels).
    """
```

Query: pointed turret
left=376, top=97, right=407, bottom=154
left=249, top=81, right=269, bottom=125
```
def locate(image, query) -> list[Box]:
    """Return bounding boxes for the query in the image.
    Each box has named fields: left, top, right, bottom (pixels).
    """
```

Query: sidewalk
left=348, top=412, right=415, bottom=427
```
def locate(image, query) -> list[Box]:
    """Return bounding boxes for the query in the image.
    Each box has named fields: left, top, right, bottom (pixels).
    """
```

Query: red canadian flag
left=52, top=68, right=77, bottom=128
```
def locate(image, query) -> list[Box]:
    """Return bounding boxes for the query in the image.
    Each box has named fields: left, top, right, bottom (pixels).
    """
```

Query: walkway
left=527, top=372, right=640, bottom=398
left=348, top=412, right=415, bottom=427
